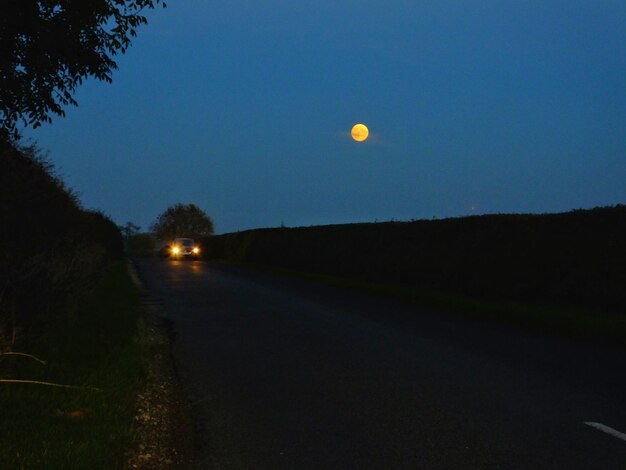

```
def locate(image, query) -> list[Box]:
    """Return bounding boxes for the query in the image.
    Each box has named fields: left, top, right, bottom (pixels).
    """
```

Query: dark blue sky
left=26, top=1, right=626, bottom=234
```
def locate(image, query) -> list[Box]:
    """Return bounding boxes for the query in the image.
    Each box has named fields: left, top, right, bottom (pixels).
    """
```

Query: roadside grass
left=210, top=260, right=626, bottom=349
left=0, top=261, right=145, bottom=469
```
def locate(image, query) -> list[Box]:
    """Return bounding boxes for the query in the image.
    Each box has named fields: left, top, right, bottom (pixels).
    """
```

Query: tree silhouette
left=0, top=0, right=165, bottom=136
left=119, top=222, right=141, bottom=239
left=151, top=204, right=215, bottom=241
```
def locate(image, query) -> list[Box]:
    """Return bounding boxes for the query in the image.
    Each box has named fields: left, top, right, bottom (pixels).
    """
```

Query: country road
left=134, top=258, right=626, bottom=469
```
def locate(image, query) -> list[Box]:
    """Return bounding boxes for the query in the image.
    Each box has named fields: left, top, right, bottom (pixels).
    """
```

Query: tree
left=151, top=204, right=215, bottom=241
left=0, top=0, right=165, bottom=136
left=119, top=222, right=141, bottom=239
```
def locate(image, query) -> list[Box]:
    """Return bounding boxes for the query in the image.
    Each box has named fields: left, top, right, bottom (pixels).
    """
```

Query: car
left=169, top=238, right=201, bottom=259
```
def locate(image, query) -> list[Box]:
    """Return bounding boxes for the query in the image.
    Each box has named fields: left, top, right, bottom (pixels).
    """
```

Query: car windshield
left=175, top=238, right=195, bottom=247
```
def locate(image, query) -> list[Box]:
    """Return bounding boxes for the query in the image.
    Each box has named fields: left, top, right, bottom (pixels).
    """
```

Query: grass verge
left=0, top=260, right=145, bottom=469
left=210, top=260, right=626, bottom=349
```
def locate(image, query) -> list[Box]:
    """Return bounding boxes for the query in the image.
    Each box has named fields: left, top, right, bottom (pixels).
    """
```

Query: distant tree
left=0, top=0, right=165, bottom=136
left=151, top=204, right=215, bottom=241
left=119, top=222, right=141, bottom=239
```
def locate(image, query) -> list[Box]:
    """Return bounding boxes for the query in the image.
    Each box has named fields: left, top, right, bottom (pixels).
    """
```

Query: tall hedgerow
left=0, top=135, right=123, bottom=347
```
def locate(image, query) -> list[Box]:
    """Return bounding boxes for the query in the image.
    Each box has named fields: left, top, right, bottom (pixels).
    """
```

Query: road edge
left=126, top=259, right=195, bottom=469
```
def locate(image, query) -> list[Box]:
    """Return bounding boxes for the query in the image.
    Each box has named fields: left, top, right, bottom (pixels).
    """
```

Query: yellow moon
left=351, top=123, right=369, bottom=142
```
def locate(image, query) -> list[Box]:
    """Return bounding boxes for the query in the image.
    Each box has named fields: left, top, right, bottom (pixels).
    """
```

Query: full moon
left=351, top=123, right=369, bottom=142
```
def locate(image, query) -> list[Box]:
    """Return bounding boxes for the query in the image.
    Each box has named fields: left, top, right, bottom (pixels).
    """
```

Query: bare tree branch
left=0, top=352, right=47, bottom=365
left=0, top=379, right=101, bottom=391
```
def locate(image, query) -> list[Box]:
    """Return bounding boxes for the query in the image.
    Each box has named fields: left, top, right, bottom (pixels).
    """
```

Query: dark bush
left=127, top=233, right=156, bottom=256
left=81, top=210, right=125, bottom=260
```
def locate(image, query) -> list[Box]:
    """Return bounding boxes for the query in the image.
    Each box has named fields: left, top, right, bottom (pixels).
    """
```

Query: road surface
left=135, top=258, right=626, bottom=469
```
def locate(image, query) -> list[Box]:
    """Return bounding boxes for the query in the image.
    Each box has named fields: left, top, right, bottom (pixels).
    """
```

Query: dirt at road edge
left=127, top=261, right=195, bottom=469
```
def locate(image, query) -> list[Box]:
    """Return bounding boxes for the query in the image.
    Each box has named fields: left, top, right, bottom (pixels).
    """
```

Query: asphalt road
left=135, top=258, right=626, bottom=469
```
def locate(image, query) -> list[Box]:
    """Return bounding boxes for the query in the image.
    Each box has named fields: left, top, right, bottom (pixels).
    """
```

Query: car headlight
left=171, top=246, right=180, bottom=255
left=192, top=247, right=200, bottom=254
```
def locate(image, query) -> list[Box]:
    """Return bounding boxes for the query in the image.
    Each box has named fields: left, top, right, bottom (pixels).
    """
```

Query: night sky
left=24, top=1, right=626, bottom=234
